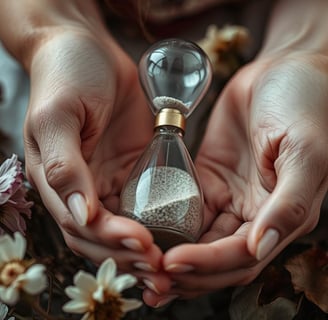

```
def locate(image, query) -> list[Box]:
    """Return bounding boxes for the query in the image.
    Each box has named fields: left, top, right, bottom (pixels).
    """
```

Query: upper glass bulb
left=139, top=38, right=212, bottom=118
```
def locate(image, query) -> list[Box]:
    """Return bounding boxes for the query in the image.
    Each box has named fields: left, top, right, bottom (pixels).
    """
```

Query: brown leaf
left=285, top=247, right=328, bottom=313
left=229, top=283, right=298, bottom=320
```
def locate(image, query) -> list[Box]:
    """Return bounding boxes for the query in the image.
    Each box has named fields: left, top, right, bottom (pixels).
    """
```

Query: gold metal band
left=154, top=108, right=186, bottom=131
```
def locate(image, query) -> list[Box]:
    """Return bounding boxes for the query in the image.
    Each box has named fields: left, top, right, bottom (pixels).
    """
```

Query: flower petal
left=74, top=271, right=97, bottom=293
left=0, top=302, right=9, bottom=318
left=62, top=300, right=90, bottom=313
left=111, top=274, right=137, bottom=293
left=0, top=232, right=25, bottom=262
left=96, top=258, right=116, bottom=286
left=121, top=298, right=143, bottom=313
left=17, top=264, right=47, bottom=294
left=92, top=285, right=105, bottom=303
left=65, top=286, right=89, bottom=302
left=0, top=285, right=19, bottom=305
left=13, top=232, right=26, bottom=259
left=0, top=234, right=14, bottom=262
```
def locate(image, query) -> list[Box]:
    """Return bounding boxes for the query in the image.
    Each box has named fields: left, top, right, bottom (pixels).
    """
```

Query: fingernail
left=165, top=263, right=194, bottom=273
left=121, top=238, right=145, bottom=252
left=134, top=262, right=157, bottom=272
left=256, top=228, right=280, bottom=260
left=67, top=192, right=88, bottom=226
left=143, top=279, right=160, bottom=294
left=154, top=295, right=179, bottom=308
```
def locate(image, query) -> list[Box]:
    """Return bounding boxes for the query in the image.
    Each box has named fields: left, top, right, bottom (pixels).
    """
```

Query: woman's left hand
left=143, top=51, right=328, bottom=305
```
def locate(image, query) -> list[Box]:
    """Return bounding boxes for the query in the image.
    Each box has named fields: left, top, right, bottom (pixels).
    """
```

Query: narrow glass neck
left=154, top=125, right=184, bottom=137
left=154, top=108, right=186, bottom=132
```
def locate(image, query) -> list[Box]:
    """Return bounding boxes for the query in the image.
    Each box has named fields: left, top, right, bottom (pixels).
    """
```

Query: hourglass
left=120, top=39, right=212, bottom=251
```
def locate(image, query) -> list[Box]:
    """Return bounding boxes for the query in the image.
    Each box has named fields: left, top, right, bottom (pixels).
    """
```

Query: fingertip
left=66, top=191, right=97, bottom=226
left=255, top=228, right=280, bottom=261
left=67, top=192, right=89, bottom=226
left=105, top=215, right=155, bottom=251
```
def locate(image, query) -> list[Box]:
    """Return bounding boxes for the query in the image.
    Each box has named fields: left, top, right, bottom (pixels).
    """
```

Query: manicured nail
left=256, top=228, right=280, bottom=261
left=134, top=262, right=157, bottom=272
left=143, top=279, right=160, bottom=294
left=165, top=263, right=194, bottom=273
left=154, top=295, right=179, bottom=308
left=121, top=238, right=145, bottom=252
left=67, top=192, right=88, bottom=226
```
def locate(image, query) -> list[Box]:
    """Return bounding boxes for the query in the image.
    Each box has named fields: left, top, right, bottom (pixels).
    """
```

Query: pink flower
left=0, top=155, right=33, bottom=235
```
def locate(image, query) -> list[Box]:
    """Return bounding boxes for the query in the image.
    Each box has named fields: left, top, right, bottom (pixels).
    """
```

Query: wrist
left=0, top=0, right=108, bottom=71
left=258, top=0, right=328, bottom=59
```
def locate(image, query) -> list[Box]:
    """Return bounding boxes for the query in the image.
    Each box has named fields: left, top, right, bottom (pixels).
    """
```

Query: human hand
left=143, top=52, right=328, bottom=305
left=23, top=29, right=171, bottom=293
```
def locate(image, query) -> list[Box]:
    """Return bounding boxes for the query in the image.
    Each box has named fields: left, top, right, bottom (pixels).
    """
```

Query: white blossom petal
left=65, top=286, right=89, bottom=301
left=64, top=257, right=142, bottom=318
left=111, top=274, right=138, bottom=293
left=62, top=300, right=90, bottom=313
left=121, top=298, right=143, bottom=313
left=92, top=285, right=105, bottom=303
left=0, top=235, right=13, bottom=262
left=0, top=232, right=27, bottom=262
left=16, top=264, right=47, bottom=294
left=0, top=155, right=18, bottom=196
left=96, top=258, right=116, bottom=286
left=74, top=271, right=97, bottom=293
left=0, top=302, right=9, bottom=319
left=0, top=285, right=19, bottom=305
left=13, top=232, right=26, bottom=259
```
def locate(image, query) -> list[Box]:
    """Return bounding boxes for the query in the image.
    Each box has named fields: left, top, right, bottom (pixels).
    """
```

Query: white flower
left=0, top=302, right=14, bottom=320
left=63, top=257, right=142, bottom=320
left=0, top=232, right=47, bottom=305
left=0, top=154, right=33, bottom=235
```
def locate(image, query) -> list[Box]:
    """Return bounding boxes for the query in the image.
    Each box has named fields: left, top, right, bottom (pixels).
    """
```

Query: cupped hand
left=23, top=29, right=171, bottom=293
left=144, top=52, right=328, bottom=304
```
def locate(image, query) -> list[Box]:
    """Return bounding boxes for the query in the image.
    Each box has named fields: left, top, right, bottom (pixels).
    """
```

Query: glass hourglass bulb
left=120, top=39, right=212, bottom=251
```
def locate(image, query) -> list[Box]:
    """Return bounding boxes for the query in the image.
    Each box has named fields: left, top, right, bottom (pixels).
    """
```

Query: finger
left=142, top=290, right=179, bottom=308
left=26, top=164, right=158, bottom=255
left=247, top=138, right=327, bottom=261
left=163, top=225, right=256, bottom=274
left=64, top=234, right=172, bottom=299
left=145, top=257, right=266, bottom=300
left=199, top=212, right=242, bottom=242
left=75, top=206, right=155, bottom=251
left=62, top=231, right=161, bottom=272
left=25, top=105, right=99, bottom=226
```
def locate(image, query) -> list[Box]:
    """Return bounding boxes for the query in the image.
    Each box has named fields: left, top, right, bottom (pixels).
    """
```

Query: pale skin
left=1, top=0, right=328, bottom=308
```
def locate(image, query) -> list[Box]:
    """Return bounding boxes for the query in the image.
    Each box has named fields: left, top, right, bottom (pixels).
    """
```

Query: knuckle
left=44, top=157, right=75, bottom=192
left=59, top=213, right=79, bottom=237
left=283, top=199, right=308, bottom=230
left=63, top=233, right=83, bottom=257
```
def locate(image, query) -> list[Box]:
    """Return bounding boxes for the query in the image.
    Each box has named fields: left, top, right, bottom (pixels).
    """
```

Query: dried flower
left=63, top=257, right=142, bottom=320
left=0, top=302, right=14, bottom=320
left=197, top=24, right=250, bottom=77
left=0, top=232, right=47, bottom=305
left=0, top=154, right=33, bottom=235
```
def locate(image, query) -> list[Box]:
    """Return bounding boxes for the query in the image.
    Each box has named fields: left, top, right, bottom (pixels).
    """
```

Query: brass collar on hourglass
left=120, top=39, right=212, bottom=251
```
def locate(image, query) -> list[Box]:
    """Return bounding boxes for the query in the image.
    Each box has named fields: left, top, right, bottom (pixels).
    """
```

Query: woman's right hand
left=23, top=27, right=170, bottom=294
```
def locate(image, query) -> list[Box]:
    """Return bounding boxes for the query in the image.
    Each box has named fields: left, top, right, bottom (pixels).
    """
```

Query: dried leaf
left=229, top=283, right=297, bottom=320
left=258, top=265, right=296, bottom=305
left=285, top=247, right=328, bottom=313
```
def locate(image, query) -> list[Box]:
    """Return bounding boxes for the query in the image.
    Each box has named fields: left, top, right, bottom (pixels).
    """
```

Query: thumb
left=25, top=113, right=99, bottom=226
left=247, top=153, right=326, bottom=261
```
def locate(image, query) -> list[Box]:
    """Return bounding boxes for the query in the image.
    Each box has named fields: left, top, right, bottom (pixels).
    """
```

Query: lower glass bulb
left=120, top=123, right=203, bottom=251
